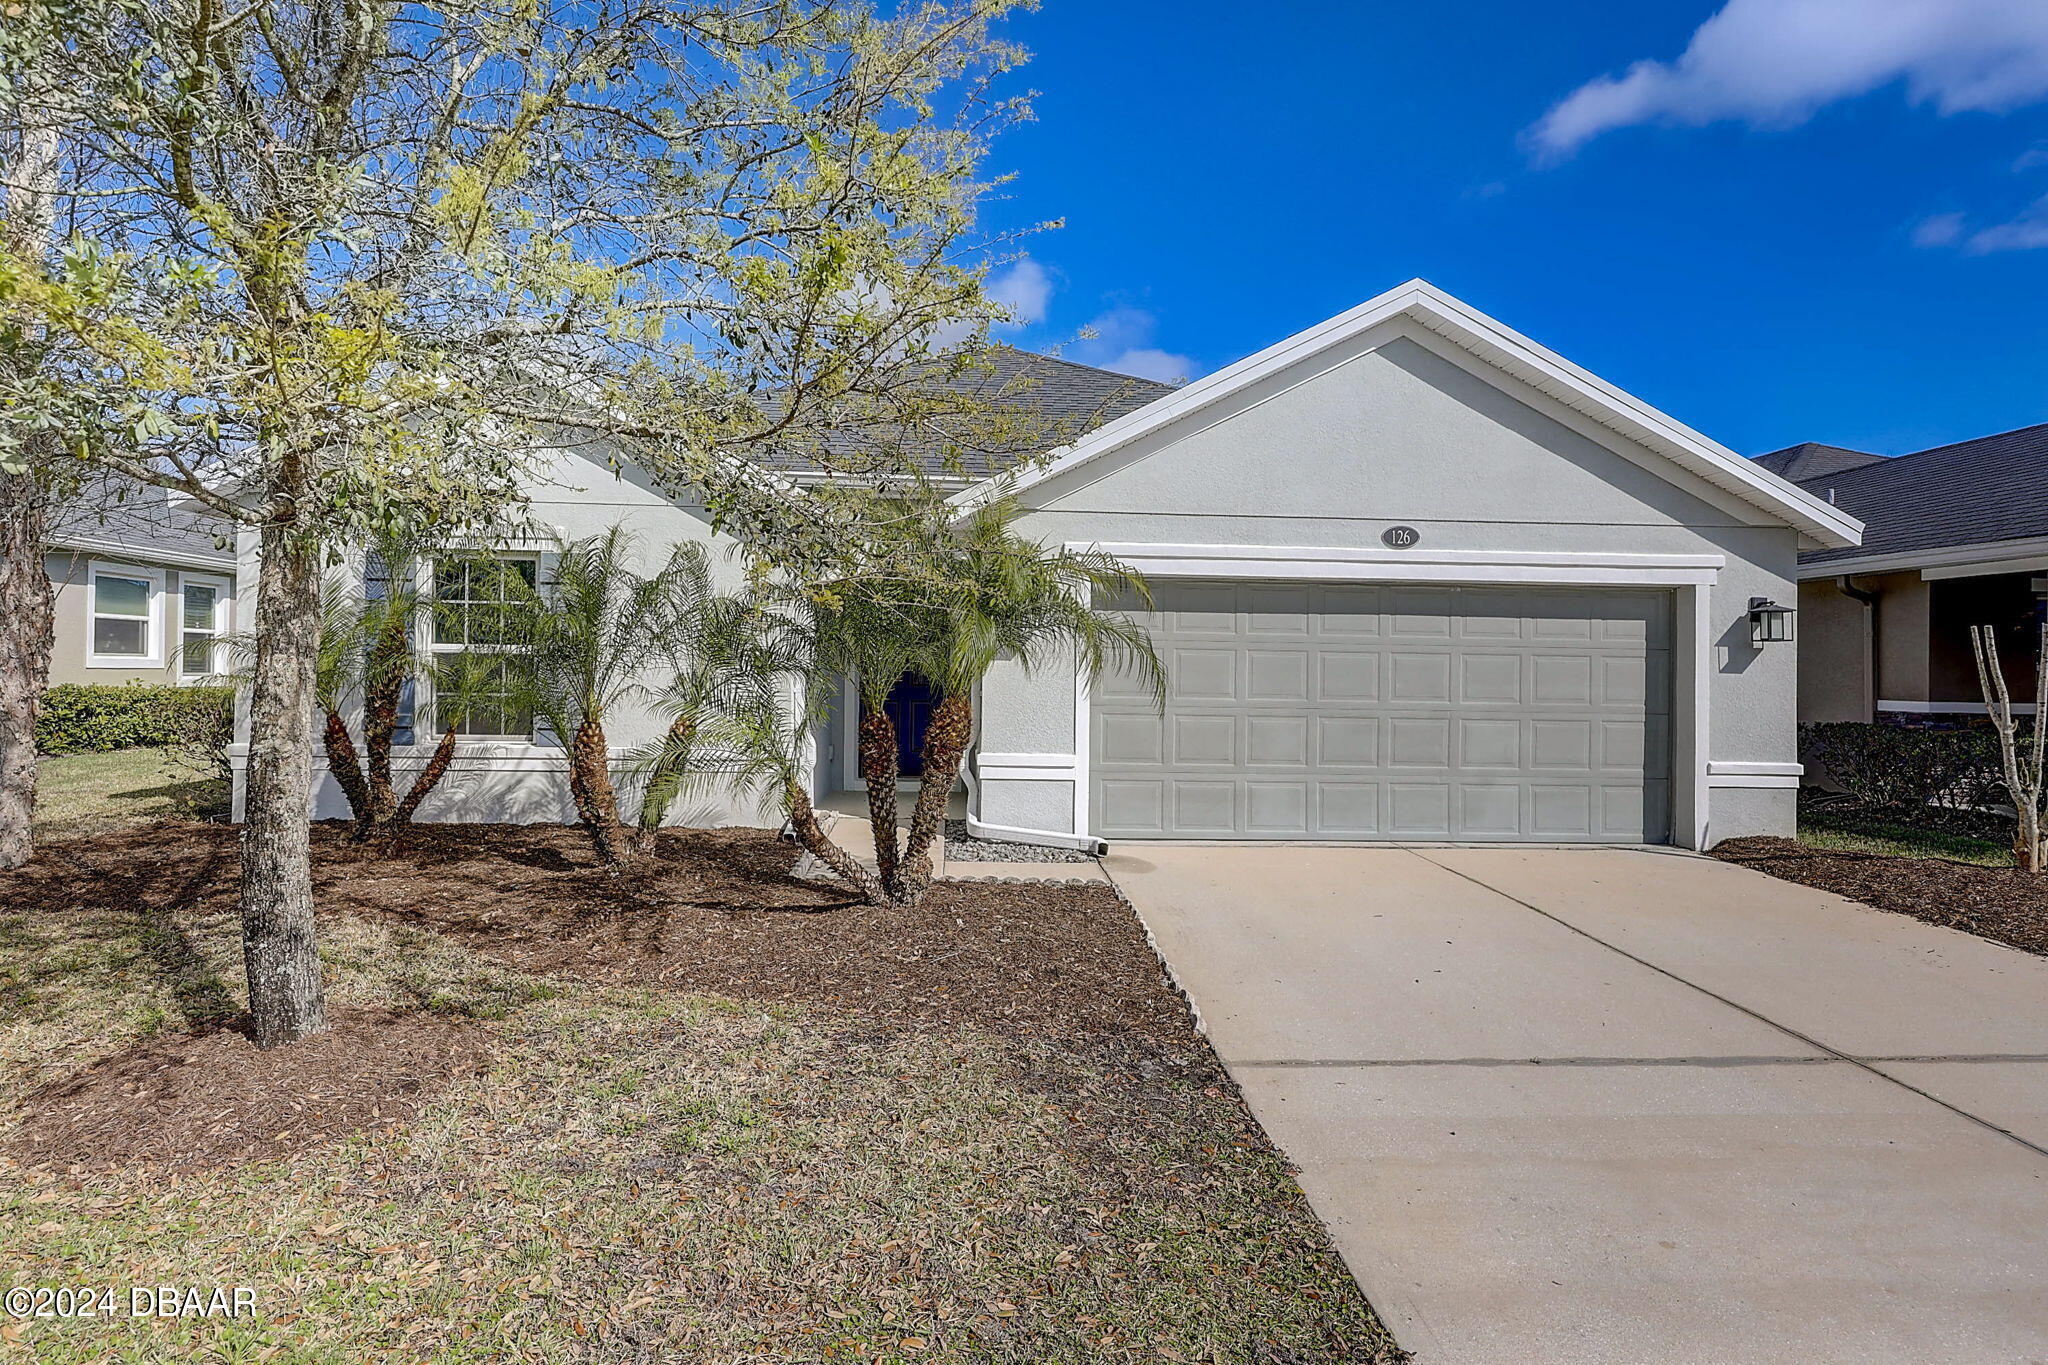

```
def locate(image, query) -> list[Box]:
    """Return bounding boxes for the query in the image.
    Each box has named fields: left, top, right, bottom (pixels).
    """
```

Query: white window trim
left=176, top=571, right=233, bottom=682
left=86, top=560, right=166, bottom=669
left=425, top=550, right=543, bottom=742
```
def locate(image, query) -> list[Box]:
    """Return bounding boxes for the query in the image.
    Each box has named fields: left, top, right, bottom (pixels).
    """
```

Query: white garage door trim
left=1067, top=544, right=1719, bottom=849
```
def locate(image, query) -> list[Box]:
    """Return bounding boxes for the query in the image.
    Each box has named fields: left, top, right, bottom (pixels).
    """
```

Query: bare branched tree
left=1970, top=621, right=2048, bottom=872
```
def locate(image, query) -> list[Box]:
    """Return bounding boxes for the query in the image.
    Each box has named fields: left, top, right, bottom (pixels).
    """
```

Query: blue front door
left=885, top=675, right=937, bottom=777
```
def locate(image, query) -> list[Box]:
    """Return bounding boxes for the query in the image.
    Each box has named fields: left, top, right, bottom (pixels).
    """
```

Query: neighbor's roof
left=45, top=469, right=235, bottom=569
left=1791, top=421, right=2048, bottom=570
left=1751, top=442, right=1885, bottom=482
left=755, top=346, right=1177, bottom=481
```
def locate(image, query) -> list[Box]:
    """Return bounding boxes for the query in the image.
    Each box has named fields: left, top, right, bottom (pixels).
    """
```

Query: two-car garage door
left=1090, top=582, right=1672, bottom=842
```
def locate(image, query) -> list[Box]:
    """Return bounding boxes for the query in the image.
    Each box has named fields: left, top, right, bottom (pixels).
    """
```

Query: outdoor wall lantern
left=1748, top=596, right=1795, bottom=646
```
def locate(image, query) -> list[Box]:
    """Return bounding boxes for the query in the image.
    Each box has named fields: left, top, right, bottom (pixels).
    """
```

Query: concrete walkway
left=1105, top=845, right=2048, bottom=1365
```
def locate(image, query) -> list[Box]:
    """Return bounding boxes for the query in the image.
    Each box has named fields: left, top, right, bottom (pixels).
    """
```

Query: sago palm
left=891, top=497, right=1165, bottom=903
left=632, top=578, right=796, bottom=850
left=506, top=527, right=705, bottom=869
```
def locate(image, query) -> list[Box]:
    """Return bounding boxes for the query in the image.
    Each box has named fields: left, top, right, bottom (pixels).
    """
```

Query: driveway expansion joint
left=1409, top=849, right=2048, bottom=1162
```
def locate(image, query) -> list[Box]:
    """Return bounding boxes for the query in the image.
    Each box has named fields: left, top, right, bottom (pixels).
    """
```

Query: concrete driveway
left=1105, top=845, right=2048, bottom=1365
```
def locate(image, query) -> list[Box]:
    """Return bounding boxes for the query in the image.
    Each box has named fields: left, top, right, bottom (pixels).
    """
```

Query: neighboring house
left=43, top=473, right=238, bottom=687
left=230, top=280, right=1863, bottom=848
left=1759, top=422, right=2048, bottom=723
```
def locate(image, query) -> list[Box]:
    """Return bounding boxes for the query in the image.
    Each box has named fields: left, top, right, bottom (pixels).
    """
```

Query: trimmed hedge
left=1799, top=721, right=2006, bottom=812
left=36, top=684, right=234, bottom=755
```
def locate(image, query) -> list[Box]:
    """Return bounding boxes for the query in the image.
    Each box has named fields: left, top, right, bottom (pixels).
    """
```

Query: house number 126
left=1381, top=526, right=1420, bottom=548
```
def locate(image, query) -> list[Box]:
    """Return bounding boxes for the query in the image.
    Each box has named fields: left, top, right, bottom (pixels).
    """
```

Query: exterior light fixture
left=1749, top=596, right=1795, bottom=646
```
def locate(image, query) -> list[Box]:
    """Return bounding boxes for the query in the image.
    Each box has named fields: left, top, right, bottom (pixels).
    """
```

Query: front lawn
left=31, top=747, right=229, bottom=840
left=1, top=823, right=1401, bottom=1364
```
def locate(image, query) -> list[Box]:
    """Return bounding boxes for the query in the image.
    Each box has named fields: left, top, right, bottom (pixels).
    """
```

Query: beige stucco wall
left=1795, top=578, right=1872, bottom=723
left=44, top=549, right=237, bottom=687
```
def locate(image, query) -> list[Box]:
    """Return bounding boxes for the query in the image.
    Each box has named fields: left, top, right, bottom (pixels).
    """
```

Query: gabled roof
left=956, top=280, right=1865, bottom=550
left=1794, top=421, right=2048, bottom=568
left=1752, top=442, right=1885, bottom=482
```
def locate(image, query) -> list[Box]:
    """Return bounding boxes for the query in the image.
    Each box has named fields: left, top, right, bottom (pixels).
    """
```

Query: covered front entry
left=1091, top=581, right=1673, bottom=842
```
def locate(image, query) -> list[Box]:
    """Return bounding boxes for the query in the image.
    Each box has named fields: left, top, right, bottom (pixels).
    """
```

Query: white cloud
left=1528, top=0, right=2048, bottom=160
left=1100, top=347, right=1197, bottom=384
left=1965, top=193, right=2048, bottom=251
left=986, top=258, right=1051, bottom=328
left=1911, top=211, right=1967, bottom=247
left=1071, top=306, right=1198, bottom=384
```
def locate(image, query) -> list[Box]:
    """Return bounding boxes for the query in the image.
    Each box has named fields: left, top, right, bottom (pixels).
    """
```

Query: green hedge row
left=1799, top=721, right=2007, bottom=812
left=36, top=684, right=234, bottom=755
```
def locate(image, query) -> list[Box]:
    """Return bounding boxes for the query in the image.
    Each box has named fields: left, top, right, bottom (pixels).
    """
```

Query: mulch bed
left=10, top=1008, right=490, bottom=1171
left=13, top=821, right=1190, bottom=1043
left=1713, top=836, right=2048, bottom=957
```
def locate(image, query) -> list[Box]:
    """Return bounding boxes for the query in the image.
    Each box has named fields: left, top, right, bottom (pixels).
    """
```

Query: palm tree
left=890, top=497, right=1165, bottom=904
left=722, top=698, right=892, bottom=906
left=504, top=528, right=707, bottom=869
left=356, top=529, right=431, bottom=830
left=310, top=578, right=372, bottom=823
left=390, top=649, right=505, bottom=827
left=632, top=578, right=797, bottom=850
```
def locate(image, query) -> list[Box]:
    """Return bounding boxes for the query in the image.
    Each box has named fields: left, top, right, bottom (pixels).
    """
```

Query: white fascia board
left=1798, top=534, right=2048, bottom=581
left=50, top=536, right=235, bottom=572
left=954, top=279, right=1865, bottom=551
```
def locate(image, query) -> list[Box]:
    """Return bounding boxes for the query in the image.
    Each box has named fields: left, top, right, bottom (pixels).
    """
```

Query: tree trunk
left=0, top=474, right=54, bottom=870
left=636, top=714, right=696, bottom=852
left=786, top=777, right=887, bottom=904
left=322, top=709, right=370, bottom=821
left=892, top=691, right=971, bottom=905
left=857, top=704, right=900, bottom=889
left=394, top=725, right=457, bottom=825
left=0, top=50, right=65, bottom=871
left=567, top=718, right=630, bottom=867
left=240, top=522, right=330, bottom=1048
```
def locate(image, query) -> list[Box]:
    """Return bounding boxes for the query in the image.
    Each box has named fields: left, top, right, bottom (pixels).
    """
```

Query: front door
left=885, top=675, right=937, bottom=777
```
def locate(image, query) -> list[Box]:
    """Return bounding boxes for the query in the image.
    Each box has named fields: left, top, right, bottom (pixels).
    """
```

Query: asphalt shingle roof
left=752, top=346, right=1178, bottom=480
left=46, top=469, right=234, bottom=564
left=1775, top=421, right=2048, bottom=566
left=1752, top=442, right=1884, bottom=482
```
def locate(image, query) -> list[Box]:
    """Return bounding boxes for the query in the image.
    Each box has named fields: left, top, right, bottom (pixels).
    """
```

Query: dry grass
left=31, top=748, right=228, bottom=841
left=1, top=840, right=1399, bottom=1364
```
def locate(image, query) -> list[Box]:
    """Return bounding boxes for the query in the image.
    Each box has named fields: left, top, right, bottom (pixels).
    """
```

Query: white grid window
left=430, top=555, right=538, bottom=738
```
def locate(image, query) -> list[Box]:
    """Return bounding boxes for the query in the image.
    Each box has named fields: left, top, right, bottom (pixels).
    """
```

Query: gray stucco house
left=45, top=472, right=238, bottom=687
left=231, top=280, right=1862, bottom=848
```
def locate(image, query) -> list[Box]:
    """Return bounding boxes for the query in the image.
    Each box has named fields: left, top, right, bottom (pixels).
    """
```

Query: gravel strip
left=944, top=819, right=1096, bottom=863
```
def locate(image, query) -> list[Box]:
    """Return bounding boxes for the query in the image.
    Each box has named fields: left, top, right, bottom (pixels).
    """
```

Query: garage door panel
left=1246, top=650, right=1311, bottom=701
left=1092, top=582, right=1671, bottom=842
left=1318, top=652, right=1381, bottom=701
left=1171, top=714, right=1237, bottom=766
left=1172, top=782, right=1236, bottom=833
left=1460, top=717, right=1523, bottom=770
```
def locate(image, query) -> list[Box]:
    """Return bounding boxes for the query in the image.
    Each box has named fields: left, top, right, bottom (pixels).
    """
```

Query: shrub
left=1799, top=721, right=2005, bottom=811
left=36, top=684, right=234, bottom=756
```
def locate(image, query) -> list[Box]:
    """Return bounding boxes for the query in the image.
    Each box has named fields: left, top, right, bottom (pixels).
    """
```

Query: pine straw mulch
left=1, top=821, right=1202, bottom=1175
left=8, top=1008, right=490, bottom=1171
left=1712, top=835, right=2048, bottom=957
left=9, top=820, right=1186, bottom=1042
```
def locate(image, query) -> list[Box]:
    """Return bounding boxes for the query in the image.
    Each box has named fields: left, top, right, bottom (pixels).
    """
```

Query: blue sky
left=975, top=0, right=2048, bottom=459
